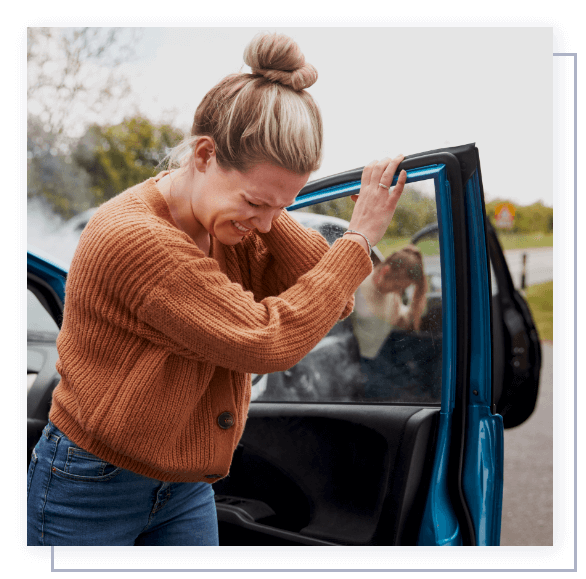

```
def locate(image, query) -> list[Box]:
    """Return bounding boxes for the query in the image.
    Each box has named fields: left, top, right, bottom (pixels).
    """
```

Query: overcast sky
left=97, top=27, right=551, bottom=207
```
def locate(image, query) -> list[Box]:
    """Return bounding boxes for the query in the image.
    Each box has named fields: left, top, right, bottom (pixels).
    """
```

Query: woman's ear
left=193, top=136, right=216, bottom=172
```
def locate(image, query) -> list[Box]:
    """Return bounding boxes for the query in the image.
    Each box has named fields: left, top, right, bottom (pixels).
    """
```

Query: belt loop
left=43, top=421, right=61, bottom=440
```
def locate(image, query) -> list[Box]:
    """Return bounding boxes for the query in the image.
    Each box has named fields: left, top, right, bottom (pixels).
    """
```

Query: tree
left=73, top=117, right=184, bottom=206
left=27, top=114, right=94, bottom=219
left=27, top=28, right=143, bottom=217
left=385, top=187, right=437, bottom=237
left=27, top=27, right=140, bottom=142
left=485, top=199, right=553, bottom=234
left=307, top=196, right=354, bottom=222
left=513, top=202, right=553, bottom=234
left=305, top=185, right=437, bottom=239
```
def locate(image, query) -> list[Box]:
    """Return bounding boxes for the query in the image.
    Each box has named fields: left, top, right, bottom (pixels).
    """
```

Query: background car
left=27, top=143, right=541, bottom=546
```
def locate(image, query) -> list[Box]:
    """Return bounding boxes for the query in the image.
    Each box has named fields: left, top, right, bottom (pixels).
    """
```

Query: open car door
left=213, top=143, right=505, bottom=546
left=26, top=144, right=541, bottom=546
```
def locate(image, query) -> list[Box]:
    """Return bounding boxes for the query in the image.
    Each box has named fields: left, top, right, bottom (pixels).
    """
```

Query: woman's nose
left=254, top=209, right=280, bottom=233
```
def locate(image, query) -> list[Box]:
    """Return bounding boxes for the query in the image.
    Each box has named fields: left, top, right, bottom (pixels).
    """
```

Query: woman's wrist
left=342, top=231, right=371, bottom=256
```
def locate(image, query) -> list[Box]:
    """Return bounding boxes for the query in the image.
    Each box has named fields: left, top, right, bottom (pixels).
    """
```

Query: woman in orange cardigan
left=27, top=32, right=407, bottom=546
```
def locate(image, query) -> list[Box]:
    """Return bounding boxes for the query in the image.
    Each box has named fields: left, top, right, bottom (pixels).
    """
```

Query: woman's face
left=194, top=158, right=310, bottom=245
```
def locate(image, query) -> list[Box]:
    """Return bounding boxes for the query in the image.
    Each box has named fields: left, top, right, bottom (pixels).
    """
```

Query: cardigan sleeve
left=136, top=236, right=372, bottom=374
left=241, top=210, right=356, bottom=318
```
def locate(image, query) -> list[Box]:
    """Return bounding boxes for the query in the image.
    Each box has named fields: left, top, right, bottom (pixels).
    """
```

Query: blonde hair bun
left=244, top=32, right=318, bottom=91
left=166, top=31, right=323, bottom=174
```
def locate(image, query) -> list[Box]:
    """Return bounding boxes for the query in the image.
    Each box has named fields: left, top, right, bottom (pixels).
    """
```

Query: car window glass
left=251, top=178, right=442, bottom=404
left=27, top=288, right=59, bottom=392
left=27, top=289, right=59, bottom=336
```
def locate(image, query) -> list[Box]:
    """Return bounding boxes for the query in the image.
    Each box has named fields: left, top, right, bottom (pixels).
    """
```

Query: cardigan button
left=218, top=412, right=235, bottom=429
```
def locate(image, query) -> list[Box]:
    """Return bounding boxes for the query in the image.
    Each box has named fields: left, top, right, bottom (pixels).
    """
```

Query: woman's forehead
left=237, top=163, right=309, bottom=205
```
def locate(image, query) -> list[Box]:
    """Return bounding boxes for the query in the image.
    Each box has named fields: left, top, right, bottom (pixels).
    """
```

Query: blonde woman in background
left=27, top=32, right=407, bottom=546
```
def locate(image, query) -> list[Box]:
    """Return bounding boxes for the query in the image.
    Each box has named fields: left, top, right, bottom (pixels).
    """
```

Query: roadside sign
left=495, top=202, right=515, bottom=229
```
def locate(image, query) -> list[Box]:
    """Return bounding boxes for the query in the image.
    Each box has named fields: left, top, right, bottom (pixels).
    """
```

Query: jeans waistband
left=43, top=420, right=65, bottom=440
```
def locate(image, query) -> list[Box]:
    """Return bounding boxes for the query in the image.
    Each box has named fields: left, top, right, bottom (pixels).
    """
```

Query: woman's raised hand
left=346, top=155, right=407, bottom=250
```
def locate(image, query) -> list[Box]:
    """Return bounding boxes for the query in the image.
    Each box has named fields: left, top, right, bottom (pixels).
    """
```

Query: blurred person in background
left=352, top=245, right=428, bottom=399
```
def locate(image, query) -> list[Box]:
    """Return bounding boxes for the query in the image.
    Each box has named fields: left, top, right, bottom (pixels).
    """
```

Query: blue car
left=27, top=143, right=541, bottom=546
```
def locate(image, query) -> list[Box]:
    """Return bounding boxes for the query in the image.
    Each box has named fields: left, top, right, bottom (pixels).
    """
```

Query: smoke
left=27, top=197, right=63, bottom=238
left=27, top=197, right=86, bottom=267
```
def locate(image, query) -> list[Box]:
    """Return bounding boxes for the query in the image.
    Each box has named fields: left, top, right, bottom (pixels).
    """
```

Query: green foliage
left=495, top=232, right=553, bottom=250
left=386, top=186, right=437, bottom=237
left=307, top=196, right=354, bottom=222
left=523, top=280, right=553, bottom=342
left=73, top=117, right=184, bottom=206
left=304, top=188, right=553, bottom=250
left=305, top=185, right=437, bottom=240
left=27, top=115, right=184, bottom=217
left=27, top=158, right=92, bottom=219
left=27, top=114, right=94, bottom=219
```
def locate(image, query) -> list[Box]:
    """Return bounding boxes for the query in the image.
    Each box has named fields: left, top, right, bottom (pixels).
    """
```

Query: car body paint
left=461, top=169, right=504, bottom=545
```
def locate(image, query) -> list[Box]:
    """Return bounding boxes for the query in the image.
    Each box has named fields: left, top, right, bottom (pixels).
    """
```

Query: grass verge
left=376, top=237, right=413, bottom=257
left=377, top=232, right=553, bottom=258
left=496, top=232, right=553, bottom=250
left=522, top=280, right=553, bottom=342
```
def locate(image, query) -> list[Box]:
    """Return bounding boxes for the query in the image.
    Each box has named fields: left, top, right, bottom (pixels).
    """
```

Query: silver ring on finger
left=378, top=182, right=390, bottom=190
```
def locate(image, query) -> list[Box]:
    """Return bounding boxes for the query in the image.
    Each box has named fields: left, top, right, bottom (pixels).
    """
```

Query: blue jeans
left=27, top=421, right=219, bottom=546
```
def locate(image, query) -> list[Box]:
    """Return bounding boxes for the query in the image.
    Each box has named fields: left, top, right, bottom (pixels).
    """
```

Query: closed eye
left=247, top=201, right=260, bottom=208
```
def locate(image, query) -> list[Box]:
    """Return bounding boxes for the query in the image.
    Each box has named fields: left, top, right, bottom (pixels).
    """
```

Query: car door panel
left=460, top=164, right=504, bottom=545
left=214, top=404, right=439, bottom=546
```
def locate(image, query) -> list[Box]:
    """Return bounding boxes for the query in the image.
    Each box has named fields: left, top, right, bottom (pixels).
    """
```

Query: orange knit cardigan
left=49, top=175, right=372, bottom=482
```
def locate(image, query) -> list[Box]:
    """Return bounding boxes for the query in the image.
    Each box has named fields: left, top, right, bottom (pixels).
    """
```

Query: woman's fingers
left=376, top=154, right=405, bottom=188
left=369, top=157, right=394, bottom=188
left=347, top=153, right=408, bottom=248
left=355, top=155, right=405, bottom=202
left=385, top=169, right=407, bottom=214
left=391, top=167, right=407, bottom=198
left=360, top=159, right=377, bottom=188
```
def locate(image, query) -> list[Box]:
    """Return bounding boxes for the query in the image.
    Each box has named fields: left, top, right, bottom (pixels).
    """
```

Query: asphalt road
left=499, top=340, right=553, bottom=546
left=422, top=247, right=552, bottom=287
left=499, top=248, right=553, bottom=545
left=503, top=247, right=553, bottom=288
